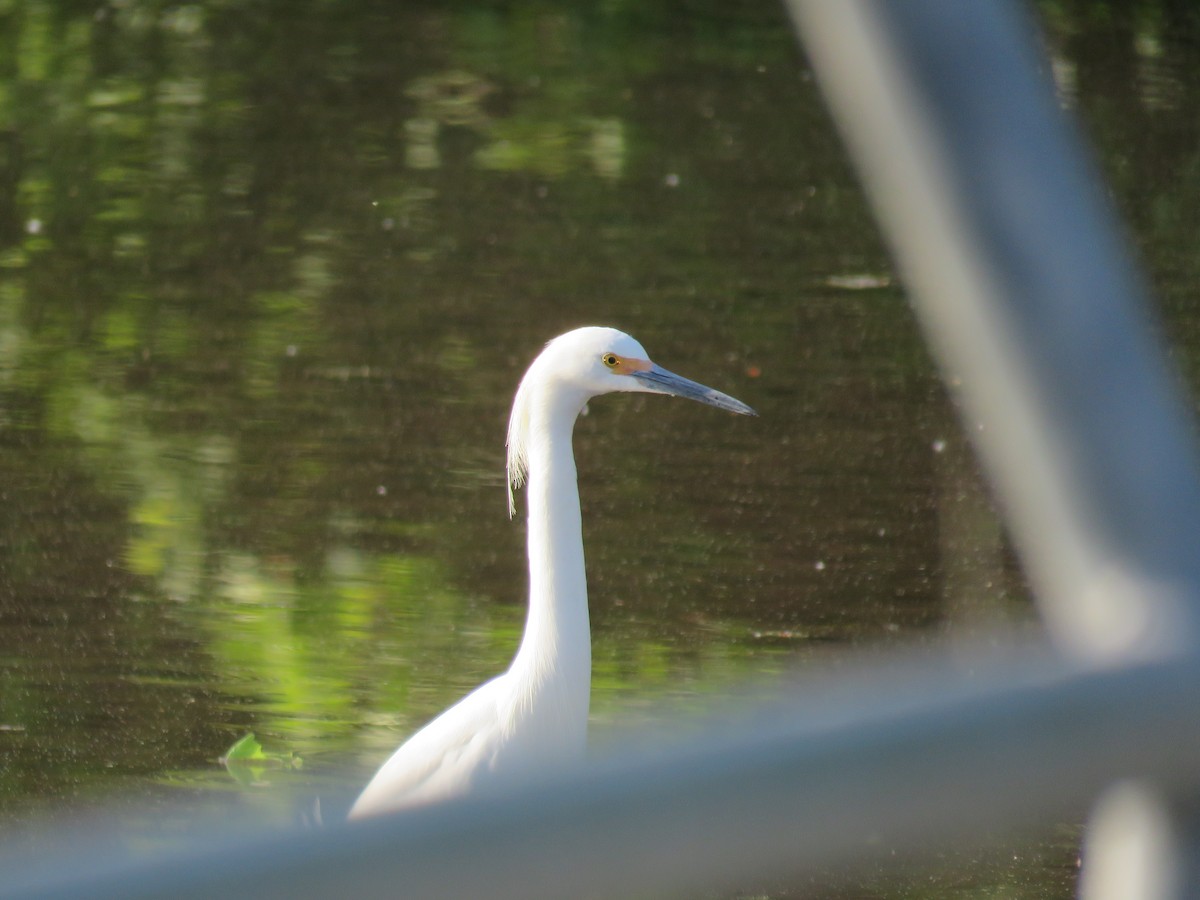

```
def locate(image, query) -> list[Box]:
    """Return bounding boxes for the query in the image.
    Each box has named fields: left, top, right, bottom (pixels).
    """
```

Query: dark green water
left=0, top=1, right=1197, bottom=895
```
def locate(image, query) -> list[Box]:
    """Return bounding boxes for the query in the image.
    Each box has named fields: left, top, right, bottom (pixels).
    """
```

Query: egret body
left=348, top=327, right=754, bottom=819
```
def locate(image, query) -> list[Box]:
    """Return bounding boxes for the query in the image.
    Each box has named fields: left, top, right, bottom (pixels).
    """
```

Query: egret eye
left=602, top=353, right=619, bottom=369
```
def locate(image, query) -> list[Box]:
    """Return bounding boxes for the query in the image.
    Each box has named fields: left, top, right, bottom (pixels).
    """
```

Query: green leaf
left=222, top=732, right=266, bottom=763
left=220, top=733, right=303, bottom=788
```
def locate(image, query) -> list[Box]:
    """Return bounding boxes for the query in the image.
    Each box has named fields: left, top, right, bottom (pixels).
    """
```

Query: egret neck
left=507, top=386, right=590, bottom=752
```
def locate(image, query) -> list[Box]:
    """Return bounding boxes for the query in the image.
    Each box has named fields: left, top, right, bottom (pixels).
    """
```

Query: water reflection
left=4, top=0, right=1196, bottom=896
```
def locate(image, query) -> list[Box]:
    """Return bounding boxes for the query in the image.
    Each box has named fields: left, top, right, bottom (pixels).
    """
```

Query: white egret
left=348, top=326, right=755, bottom=819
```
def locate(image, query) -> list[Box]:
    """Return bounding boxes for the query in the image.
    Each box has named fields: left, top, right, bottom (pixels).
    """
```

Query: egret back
left=348, top=676, right=508, bottom=817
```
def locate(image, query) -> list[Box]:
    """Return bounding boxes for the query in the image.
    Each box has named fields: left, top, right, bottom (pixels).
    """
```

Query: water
left=0, top=1, right=1195, bottom=895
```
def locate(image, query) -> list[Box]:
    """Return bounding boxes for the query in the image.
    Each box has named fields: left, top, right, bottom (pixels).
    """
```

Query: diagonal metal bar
left=7, top=647, right=1200, bottom=900
left=784, top=0, right=1200, bottom=659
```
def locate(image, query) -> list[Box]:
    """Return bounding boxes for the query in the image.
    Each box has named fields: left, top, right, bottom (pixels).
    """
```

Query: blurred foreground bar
left=8, top=648, right=1200, bottom=899
left=787, top=0, right=1200, bottom=659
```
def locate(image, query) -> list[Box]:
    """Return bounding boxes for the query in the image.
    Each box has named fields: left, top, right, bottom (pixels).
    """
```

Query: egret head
left=547, top=327, right=653, bottom=393
left=506, top=327, right=755, bottom=516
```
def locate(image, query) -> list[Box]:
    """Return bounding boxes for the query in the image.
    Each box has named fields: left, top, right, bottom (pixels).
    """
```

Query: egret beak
left=632, top=364, right=757, bottom=416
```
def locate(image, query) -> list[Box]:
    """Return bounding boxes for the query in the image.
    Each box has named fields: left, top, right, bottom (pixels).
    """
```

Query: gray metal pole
left=784, top=4, right=1200, bottom=893
left=784, top=0, right=1200, bottom=660
left=7, top=650, right=1200, bottom=900
left=1080, top=782, right=1192, bottom=900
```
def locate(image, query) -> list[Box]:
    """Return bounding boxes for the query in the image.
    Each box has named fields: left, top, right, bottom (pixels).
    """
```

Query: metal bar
left=7, top=648, right=1200, bottom=900
left=784, top=0, right=1200, bottom=659
left=1079, top=781, right=1197, bottom=900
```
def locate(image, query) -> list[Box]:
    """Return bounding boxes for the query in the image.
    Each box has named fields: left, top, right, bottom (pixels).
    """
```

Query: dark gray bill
left=632, top=364, right=757, bottom=416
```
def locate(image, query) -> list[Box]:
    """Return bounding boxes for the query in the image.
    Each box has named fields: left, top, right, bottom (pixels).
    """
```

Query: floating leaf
left=222, top=732, right=266, bottom=763
left=221, top=733, right=303, bottom=788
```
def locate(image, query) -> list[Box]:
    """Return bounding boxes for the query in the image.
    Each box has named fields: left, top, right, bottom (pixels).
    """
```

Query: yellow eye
left=602, top=353, right=619, bottom=368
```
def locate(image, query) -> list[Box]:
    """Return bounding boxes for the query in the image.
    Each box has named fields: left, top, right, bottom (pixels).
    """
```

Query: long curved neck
left=512, top=392, right=591, bottom=696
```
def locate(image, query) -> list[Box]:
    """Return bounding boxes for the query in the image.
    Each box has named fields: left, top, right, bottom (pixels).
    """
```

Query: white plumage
left=348, top=327, right=754, bottom=819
